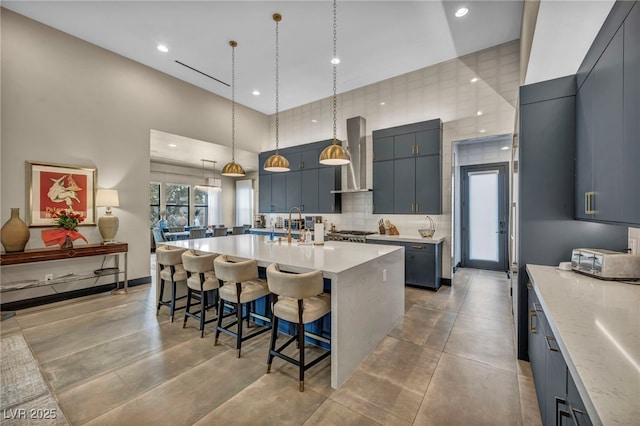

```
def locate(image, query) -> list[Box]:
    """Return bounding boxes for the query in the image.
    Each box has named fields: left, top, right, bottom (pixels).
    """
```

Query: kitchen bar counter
left=526, top=264, right=640, bottom=425
left=165, top=234, right=405, bottom=388
left=366, top=233, right=445, bottom=244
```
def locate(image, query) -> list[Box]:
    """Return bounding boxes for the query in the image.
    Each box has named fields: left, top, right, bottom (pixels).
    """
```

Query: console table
left=0, top=243, right=128, bottom=295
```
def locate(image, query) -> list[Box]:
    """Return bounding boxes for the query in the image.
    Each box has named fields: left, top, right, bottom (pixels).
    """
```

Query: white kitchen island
left=163, top=234, right=405, bottom=389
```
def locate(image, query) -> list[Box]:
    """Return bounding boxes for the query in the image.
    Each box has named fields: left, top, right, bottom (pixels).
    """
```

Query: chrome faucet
left=287, top=207, right=302, bottom=243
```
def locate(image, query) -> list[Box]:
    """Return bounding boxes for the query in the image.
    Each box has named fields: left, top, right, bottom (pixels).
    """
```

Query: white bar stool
left=181, top=251, right=219, bottom=337
left=213, top=255, right=272, bottom=357
left=265, top=263, right=331, bottom=392
left=156, top=245, right=188, bottom=322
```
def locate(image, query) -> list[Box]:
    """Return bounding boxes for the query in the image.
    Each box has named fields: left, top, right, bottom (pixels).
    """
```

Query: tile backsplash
left=629, top=227, right=640, bottom=255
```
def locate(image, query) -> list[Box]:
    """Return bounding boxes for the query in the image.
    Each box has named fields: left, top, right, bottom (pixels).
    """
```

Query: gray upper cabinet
left=372, top=119, right=443, bottom=215
left=259, top=140, right=341, bottom=214
left=373, top=160, right=394, bottom=214
left=623, top=3, right=640, bottom=224
left=575, top=3, right=639, bottom=226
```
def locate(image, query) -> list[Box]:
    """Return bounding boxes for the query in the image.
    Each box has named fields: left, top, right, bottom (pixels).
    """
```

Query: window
left=194, top=187, right=208, bottom=227
left=149, top=182, right=160, bottom=228
left=165, top=183, right=190, bottom=227
left=235, top=179, right=253, bottom=226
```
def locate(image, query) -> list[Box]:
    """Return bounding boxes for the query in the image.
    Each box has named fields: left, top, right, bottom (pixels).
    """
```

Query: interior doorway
left=461, top=162, right=509, bottom=271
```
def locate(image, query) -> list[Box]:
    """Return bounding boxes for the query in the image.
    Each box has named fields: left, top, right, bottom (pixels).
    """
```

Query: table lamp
left=96, top=189, right=120, bottom=244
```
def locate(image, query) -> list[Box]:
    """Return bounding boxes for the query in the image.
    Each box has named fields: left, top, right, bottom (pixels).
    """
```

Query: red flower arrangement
left=41, top=210, right=88, bottom=248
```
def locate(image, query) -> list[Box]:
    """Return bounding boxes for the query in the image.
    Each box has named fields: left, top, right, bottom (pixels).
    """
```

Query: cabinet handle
left=533, top=302, right=543, bottom=312
left=585, top=191, right=596, bottom=214
left=412, top=245, right=424, bottom=249
left=545, top=335, right=559, bottom=352
left=415, top=144, right=420, bottom=155
left=411, top=203, right=415, bottom=213
left=556, top=397, right=571, bottom=426
left=527, top=283, right=532, bottom=290
left=300, top=161, right=304, bottom=169
left=416, top=202, right=419, bottom=212
left=571, top=407, right=584, bottom=426
left=529, top=309, right=537, bottom=334
left=411, top=145, right=415, bottom=155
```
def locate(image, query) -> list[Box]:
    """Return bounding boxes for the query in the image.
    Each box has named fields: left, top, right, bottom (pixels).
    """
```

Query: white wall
left=269, top=40, right=520, bottom=278
left=1, top=10, right=268, bottom=302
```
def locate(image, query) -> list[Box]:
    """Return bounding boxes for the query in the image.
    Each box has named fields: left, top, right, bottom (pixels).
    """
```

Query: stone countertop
left=526, top=264, right=640, bottom=426
left=249, top=227, right=301, bottom=235
left=366, top=233, right=445, bottom=244
left=166, top=234, right=403, bottom=276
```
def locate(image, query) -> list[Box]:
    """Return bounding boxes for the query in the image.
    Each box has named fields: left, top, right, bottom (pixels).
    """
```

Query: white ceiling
left=3, top=0, right=523, bottom=115
left=3, top=0, right=616, bottom=169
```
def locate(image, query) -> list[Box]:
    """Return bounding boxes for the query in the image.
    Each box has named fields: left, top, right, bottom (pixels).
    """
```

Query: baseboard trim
left=1, top=276, right=151, bottom=312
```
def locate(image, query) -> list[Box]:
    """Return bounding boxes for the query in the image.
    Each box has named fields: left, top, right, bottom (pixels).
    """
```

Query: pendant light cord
left=332, top=0, right=338, bottom=143
left=231, top=41, right=236, bottom=163
left=275, top=14, right=280, bottom=155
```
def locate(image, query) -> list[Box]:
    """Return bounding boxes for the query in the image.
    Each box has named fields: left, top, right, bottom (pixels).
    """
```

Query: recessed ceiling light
left=379, top=102, right=386, bottom=106
left=479, top=129, right=487, bottom=133
left=312, top=119, right=318, bottom=123
left=157, top=44, right=169, bottom=53
left=252, top=90, right=260, bottom=96
left=470, top=77, right=479, bottom=83
left=168, top=143, right=177, bottom=148
left=476, top=111, right=483, bottom=116
left=331, top=57, right=340, bottom=65
left=501, top=146, right=510, bottom=151
left=455, top=7, right=469, bottom=18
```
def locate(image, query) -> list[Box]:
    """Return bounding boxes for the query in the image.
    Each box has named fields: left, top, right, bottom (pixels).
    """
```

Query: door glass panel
left=469, top=170, right=499, bottom=261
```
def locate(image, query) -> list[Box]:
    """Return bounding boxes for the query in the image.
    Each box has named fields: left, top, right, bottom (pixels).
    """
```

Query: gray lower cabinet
left=368, top=239, right=442, bottom=290
left=527, top=283, right=592, bottom=426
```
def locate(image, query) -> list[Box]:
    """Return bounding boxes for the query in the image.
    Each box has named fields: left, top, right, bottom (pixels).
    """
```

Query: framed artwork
left=26, top=161, right=97, bottom=227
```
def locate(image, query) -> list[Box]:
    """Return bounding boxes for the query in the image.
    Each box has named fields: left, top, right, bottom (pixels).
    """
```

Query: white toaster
left=571, top=248, right=640, bottom=280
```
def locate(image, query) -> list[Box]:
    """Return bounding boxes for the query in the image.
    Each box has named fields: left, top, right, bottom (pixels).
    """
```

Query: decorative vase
left=62, top=235, right=73, bottom=249
left=1, top=208, right=30, bottom=252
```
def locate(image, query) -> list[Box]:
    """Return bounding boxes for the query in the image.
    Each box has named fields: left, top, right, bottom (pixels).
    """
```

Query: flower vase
left=1, top=208, right=30, bottom=252
left=62, top=235, right=73, bottom=249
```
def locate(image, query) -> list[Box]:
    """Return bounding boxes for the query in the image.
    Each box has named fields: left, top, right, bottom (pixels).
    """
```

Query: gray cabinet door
left=373, top=160, right=394, bottom=214
left=286, top=171, right=302, bottom=211
left=623, top=4, right=640, bottom=225
left=405, top=243, right=438, bottom=289
left=300, top=148, right=319, bottom=170
left=301, top=169, right=319, bottom=213
left=566, top=371, right=593, bottom=426
left=544, top=329, right=568, bottom=426
left=393, top=133, right=416, bottom=159
left=259, top=174, right=272, bottom=213
left=286, top=152, right=302, bottom=172
left=318, top=167, right=339, bottom=213
left=271, top=173, right=287, bottom=212
left=394, top=158, right=415, bottom=213
left=415, top=129, right=440, bottom=156
left=415, top=155, right=441, bottom=214
left=575, top=72, right=595, bottom=220
left=259, top=153, right=271, bottom=175
left=592, top=28, right=624, bottom=222
left=373, top=136, right=394, bottom=162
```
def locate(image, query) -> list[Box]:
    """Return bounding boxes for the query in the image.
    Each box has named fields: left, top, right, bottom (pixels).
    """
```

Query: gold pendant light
left=264, top=13, right=290, bottom=172
left=319, top=0, right=350, bottom=166
left=221, top=40, right=246, bottom=177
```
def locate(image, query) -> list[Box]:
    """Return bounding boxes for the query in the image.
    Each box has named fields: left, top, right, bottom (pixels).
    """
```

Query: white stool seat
left=160, top=264, right=187, bottom=282
left=187, top=271, right=218, bottom=292
left=273, top=294, right=330, bottom=324
left=219, top=279, right=269, bottom=304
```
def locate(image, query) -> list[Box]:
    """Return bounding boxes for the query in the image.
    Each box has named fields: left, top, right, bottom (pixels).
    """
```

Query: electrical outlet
left=45, top=274, right=53, bottom=282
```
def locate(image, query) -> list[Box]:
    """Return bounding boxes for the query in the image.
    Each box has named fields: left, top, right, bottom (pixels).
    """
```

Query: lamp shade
left=96, top=189, right=120, bottom=207
left=263, top=153, right=290, bottom=172
left=319, top=143, right=351, bottom=165
left=221, top=161, right=246, bottom=177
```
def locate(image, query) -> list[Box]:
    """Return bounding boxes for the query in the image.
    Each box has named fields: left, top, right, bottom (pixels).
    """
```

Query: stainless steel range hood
left=331, top=116, right=372, bottom=193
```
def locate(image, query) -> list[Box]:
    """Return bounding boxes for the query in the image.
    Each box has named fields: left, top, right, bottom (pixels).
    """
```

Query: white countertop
left=166, top=234, right=402, bottom=276
left=526, top=264, right=640, bottom=426
left=366, top=233, right=445, bottom=244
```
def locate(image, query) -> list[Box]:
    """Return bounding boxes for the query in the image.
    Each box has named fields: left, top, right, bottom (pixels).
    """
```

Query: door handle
left=529, top=309, right=537, bottom=334
left=545, top=335, right=559, bottom=352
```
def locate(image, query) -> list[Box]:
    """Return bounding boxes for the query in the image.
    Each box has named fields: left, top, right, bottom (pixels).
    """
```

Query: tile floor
left=1, top=263, right=541, bottom=425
